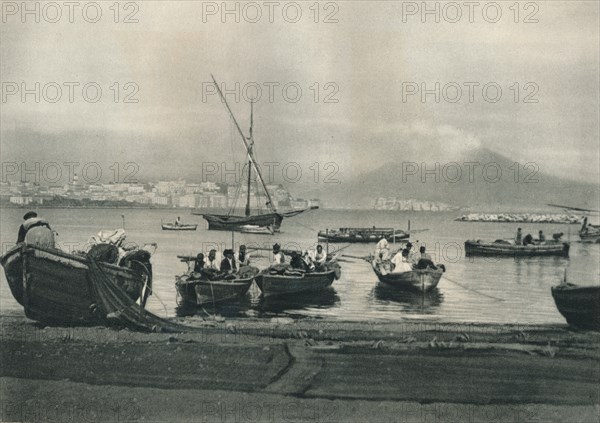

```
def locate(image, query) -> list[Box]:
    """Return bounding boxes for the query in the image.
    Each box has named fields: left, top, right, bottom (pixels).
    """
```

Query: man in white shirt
left=391, top=250, right=413, bottom=273
left=205, top=249, right=222, bottom=270
left=375, top=237, right=390, bottom=262
left=272, top=243, right=285, bottom=265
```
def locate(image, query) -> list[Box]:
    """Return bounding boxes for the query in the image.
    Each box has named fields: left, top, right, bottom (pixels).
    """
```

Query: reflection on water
left=175, top=286, right=340, bottom=319
left=2, top=208, right=599, bottom=324
left=372, top=284, right=443, bottom=314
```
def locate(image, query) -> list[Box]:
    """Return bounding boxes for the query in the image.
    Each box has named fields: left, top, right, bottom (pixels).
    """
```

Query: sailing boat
left=194, top=75, right=316, bottom=231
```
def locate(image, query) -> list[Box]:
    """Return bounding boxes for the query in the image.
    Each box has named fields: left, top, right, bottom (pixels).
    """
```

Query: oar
left=342, top=254, right=372, bottom=261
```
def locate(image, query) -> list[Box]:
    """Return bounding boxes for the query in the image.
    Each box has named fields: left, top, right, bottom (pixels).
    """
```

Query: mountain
left=295, top=148, right=599, bottom=211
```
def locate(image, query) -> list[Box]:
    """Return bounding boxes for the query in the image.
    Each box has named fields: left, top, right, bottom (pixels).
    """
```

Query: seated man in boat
left=537, top=230, right=546, bottom=243
left=522, top=233, right=534, bottom=246
left=313, top=245, right=327, bottom=269
left=272, top=243, right=286, bottom=265
left=237, top=244, right=250, bottom=266
left=552, top=232, right=564, bottom=241
left=289, top=251, right=308, bottom=271
left=390, top=249, right=413, bottom=273
left=302, top=250, right=316, bottom=272
left=515, top=228, right=523, bottom=245
left=205, top=249, right=222, bottom=270
left=415, top=246, right=437, bottom=270
left=220, top=249, right=237, bottom=274
left=190, top=253, right=205, bottom=278
left=175, top=216, right=182, bottom=226
left=17, top=211, right=55, bottom=248
left=405, top=242, right=420, bottom=264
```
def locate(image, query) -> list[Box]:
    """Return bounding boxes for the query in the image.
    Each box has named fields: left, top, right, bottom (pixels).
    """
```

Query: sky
left=1, top=1, right=599, bottom=189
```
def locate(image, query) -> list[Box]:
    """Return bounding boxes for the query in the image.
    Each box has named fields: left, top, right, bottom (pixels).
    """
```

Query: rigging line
left=441, top=274, right=505, bottom=302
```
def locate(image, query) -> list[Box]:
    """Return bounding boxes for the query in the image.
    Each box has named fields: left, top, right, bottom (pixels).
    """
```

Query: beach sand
left=1, top=315, right=599, bottom=422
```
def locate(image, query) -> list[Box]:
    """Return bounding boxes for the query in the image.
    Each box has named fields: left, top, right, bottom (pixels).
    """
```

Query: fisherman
left=537, top=230, right=546, bottom=243
left=552, top=232, right=564, bottom=241
left=289, top=251, right=307, bottom=271
left=302, top=250, right=316, bottom=272
left=313, top=245, right=327, bottom=266
left=272, top=243, right=285, bottom=265
left=390, top=249, right=412, bottom=273
left=220, top=249, right=237, bottom=274
left=405, top=242, right=419, bottom=264
left=193, top=253, right=205, bottom=273
left=522, top=233, right=534, bottom=246
left=374, top=237, right=390, bottom=262
left=415, top=245, right=437, bottom=270
left=515, top=228, right=523, bottom=245
left=205, top=249, right=221, bottom=270
left=175, top=216, right=182, bottom=227
left=17, top=211, right=55, bottom=248
left=237, top=244, right=250, bottom=266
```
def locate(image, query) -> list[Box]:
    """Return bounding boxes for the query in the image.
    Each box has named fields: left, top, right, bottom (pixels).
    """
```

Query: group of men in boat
left=374, top=238, right=442, bottom=274
left=188, top=242, right=328, bottom=280
left=514, top=228, right=562, bottom=246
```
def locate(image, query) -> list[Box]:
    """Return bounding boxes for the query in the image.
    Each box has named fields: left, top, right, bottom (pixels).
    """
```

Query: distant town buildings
left=0, top=176, right=315, bottom=210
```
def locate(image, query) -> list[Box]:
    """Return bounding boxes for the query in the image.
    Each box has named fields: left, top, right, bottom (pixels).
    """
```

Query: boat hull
left=373, top=266, right=443, bottom=292
left=255, top=269, right=336, bottom=298
left=0, top=245, right=148, bottom=325
left=161, top=224, right=198, bottom=231
left=198, top=213, right=283, bottom=231
left=318, top=228, right=408, bottom=243
left=464, top=241, right=570, bottom=257
left=551, top=284, right=600, bottom=330
left=176, top=278, right=254, bottom=305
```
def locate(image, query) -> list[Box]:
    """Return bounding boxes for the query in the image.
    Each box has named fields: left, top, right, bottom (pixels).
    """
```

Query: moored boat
left=464, top=240, right=569, bottom=257
left=0, top=244, right=153, bottom=325
left=372, top=263, right=443, bottom=292
left=318, top=227, right=409, bottom=243
left=551, top=283, right=600, bottom=330
left=254, top=263, right=340, bottom=298
left=161, top=222, right=198, bottom=231
left=175, top=267, right=259, bottom=306
left=579, top=217, right=600, bottom=242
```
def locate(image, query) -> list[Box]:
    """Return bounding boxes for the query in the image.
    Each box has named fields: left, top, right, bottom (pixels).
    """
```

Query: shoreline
left=2, top=315, right=599, bottom=422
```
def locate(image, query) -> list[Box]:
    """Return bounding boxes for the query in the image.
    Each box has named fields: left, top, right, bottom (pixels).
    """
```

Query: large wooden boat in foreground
left=464, top=240, right=570, bottom=257
left=0, top=244, right=152, bottom=325
left=372, top=264, right=443, bottom=292
left=551, top=283, right=600, bottom=330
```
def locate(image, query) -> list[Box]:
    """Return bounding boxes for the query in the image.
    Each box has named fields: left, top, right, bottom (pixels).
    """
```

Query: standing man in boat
left=515, top=228, right=523, bottom=245
left=17, top=211, right=55, bottom=248
left=537, top=230, right=546, bottom=243
left=175, top=216, right=182, bottom=227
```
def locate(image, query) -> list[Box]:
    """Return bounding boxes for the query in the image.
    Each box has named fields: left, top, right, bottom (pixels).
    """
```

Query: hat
left=406, top=242, right=413, bottom=248
left=23, top=211, right=37, bottom=220
left=224, top=249, right=234, bottom=256
left=273, top=243, right=281, bottom=252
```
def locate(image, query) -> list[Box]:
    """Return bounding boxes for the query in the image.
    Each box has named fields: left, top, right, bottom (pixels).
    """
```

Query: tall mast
left=245, top=101, right=253, bottom=217
left=210, top=74, right=277, bottom=213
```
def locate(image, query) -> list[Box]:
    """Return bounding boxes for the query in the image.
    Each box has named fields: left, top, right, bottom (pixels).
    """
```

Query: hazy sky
left=1, top=1, right=599, bottom=187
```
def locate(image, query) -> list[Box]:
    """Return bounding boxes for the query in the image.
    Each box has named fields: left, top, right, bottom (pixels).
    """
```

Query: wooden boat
left=193, top=75, right=315, bottom=232
left=579, top=217, right=600, bottom=242
left=551, top=283, right=600, bottom=330
left=239, top=224, right=275, bottom=235
left=161, top=222, right=198, bottom=231
left=175, top=267, right=259, bottom=306
left=318, top=227, right=409, bottom=243
left=0, top=244, right=152, bottom=325
left=372, top=263, right=443, bottom=292
left=464, top=240, right=570, bottom=257
left=254, top=264, right=340, bottom=298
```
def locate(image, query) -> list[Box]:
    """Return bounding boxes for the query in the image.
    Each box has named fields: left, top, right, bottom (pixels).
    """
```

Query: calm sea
left=1, top=207, right=598, bottom=325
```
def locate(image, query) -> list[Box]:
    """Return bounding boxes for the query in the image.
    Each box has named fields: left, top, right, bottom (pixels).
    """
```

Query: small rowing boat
left=371, top=263, right=443, bottom=292
left=254, top=262, right=341, bottom=298
left=464, top=240, right=569, bottom=257
left=161, top=219, right=198, bottom=231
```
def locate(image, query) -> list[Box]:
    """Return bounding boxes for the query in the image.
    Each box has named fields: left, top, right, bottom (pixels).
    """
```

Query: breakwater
left=455, top=213, right=581, bottom=224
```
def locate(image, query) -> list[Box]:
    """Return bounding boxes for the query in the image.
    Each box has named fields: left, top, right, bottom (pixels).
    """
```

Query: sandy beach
left=2, top=315, right=599, bottom=422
